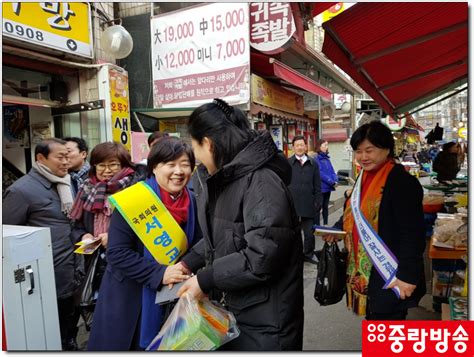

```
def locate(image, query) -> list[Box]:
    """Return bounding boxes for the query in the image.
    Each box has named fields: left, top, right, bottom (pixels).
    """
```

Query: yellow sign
left=110, top=68, right=132, bottom=151
left=322, top=3, right=345, bottom=23
left=159, top=121, right=177, bottom=133
left=109, top=182, right=188, bottom=266
left=458, top=127, right=467, bottom=139
left=251, top=74, right=304, bottom=115
left=2, top=2, right=92, bottom=58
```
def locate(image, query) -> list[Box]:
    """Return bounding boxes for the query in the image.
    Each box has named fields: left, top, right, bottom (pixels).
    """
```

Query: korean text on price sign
left=151, top=3, right=250, bottom=108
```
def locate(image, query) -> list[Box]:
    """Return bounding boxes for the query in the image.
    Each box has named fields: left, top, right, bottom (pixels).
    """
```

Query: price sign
left=151, top=3, right=250, bottom=108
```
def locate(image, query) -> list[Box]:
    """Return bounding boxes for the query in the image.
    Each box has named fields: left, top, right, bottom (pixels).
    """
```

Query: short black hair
left=63, top=137, right=88, bottom=153
left=292, top=135, right=306, bottom=145
left=187, top=99, right=252, bottom=170
left=147, top=136, right=195, bottom=177
left=350, top=121, right=395, bottom=157
left=147, top=131, right=169, bottom=147
left=34, top=138, right=67, bottom=160
left=442, top=142, right=457, bottom=152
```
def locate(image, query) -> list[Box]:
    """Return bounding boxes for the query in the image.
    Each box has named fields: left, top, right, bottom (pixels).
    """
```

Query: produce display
left=432, top=213, right=467, bottom=250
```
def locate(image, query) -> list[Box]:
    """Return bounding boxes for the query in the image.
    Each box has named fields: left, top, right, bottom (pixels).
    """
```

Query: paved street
left=77, top=185, right=440, bottom=352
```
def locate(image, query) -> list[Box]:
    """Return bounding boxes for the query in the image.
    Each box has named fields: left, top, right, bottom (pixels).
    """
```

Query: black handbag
left=314, top=242, right=348, bottom=306
left=79, top=249, right=107, bottom=330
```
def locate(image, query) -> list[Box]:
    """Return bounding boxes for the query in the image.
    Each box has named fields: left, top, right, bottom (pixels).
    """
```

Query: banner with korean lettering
left=109, top=181, right=188, bottom=266
left=151, top=3, right=250, bottom=108
left=2, top=2, right=92, bottom=58
left=249, top=2, right=296, bottom=54
left=109, top=67, right=132, bottom=151
left=251, top=74, right=304, bottom=115
left=362, top=320, right=474, bottom=357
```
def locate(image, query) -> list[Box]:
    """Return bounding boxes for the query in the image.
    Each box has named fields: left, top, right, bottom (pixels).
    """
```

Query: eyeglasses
left=96, top=162, right=121, bottom=171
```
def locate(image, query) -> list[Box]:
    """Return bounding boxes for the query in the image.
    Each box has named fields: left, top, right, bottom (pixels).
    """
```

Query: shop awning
left=321, top=3, right=468, bottom=117
left=310, top=2, right=338, bottom=17
left=251, top=52, right=332, bottom=101
left=250, top=103, right=305, bottom=122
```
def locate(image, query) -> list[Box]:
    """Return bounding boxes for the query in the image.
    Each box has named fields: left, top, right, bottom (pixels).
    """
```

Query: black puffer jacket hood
left=214, top=131, right=292, bottom=186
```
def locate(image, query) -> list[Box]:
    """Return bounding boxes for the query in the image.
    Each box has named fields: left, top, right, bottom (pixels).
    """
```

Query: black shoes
left=304, top=253, right=318, bottom=265
left=62, top=338, right=79, bottom=351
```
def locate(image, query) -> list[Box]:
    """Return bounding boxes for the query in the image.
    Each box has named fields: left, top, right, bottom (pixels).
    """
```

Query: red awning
left=251, top=52, right=332, bottom=101
left=321, top=3, right=468, bottom=117
left=311, top=2, right=338, bottom=17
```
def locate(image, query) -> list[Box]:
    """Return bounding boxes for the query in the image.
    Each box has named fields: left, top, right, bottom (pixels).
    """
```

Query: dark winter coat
left=432, top=151, right=460, bottom=181
left=315, top=152, right=338, bottom=193
left=87, top=191, right=200, bottom=350
left=182, top=131, right=304, bottom=351
left=288, top=155, right=322, bottom=218
left=3, top=168, right=83, bottom=299
left=335, top=164, right=426, bottom=313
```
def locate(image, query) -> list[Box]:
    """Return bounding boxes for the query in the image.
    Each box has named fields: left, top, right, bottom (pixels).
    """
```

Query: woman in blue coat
left=87, top=137, right=201, bottom=350
left=315, top=139, right=338, bottom=225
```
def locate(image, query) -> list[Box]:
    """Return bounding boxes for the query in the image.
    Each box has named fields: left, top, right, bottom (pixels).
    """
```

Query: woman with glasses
left=71, top=142, right=138, bottom=248
left=69, top=142, right=139, bottom=338
left=87, top=137, right=201, bottom=350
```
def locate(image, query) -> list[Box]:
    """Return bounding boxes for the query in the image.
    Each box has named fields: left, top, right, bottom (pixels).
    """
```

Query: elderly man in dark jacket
left=3, top=138, right=84, bottom=350
left=288, top=136, right=322, bottom=264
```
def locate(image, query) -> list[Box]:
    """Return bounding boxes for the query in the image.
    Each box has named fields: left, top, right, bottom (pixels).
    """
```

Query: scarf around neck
left=70, top=161, right=91, bottom=195
left=139, top=176, right=196, bottom=349
left=343, top=160, right=395, bottom=316
left=69, top=167, right=135, bottom=220
left=33, top=162, right=74, bottom=216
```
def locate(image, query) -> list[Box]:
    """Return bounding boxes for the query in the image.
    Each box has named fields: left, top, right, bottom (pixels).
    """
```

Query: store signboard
left=2, top=2, right=93, bottom=58
left=383, top=115, right=406, bottom=131
left=322, top=3, right=346, bottom=23
left=151, top=3, right=250, bottom=108
left=251, top=74, right=304, bottom=115
left=131, top=132, right=151, bottom=163
left=269, top=125, right=283, bottom=150
left=249, top=2, right=295, bottom=54
left=109, top=68, right=132, bottom=151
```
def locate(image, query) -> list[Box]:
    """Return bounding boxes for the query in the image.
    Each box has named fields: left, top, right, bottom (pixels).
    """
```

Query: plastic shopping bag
left=146, top=293, right=240, bottom=351
left=314, top=242, right=348, bottom=306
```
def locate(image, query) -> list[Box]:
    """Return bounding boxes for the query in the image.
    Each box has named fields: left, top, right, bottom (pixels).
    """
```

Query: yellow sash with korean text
left=108, top=181, right=187, bottom=266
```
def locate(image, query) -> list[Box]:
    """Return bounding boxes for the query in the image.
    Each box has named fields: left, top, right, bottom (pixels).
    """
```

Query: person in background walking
left=323, top=121, right=426, bottom=320
left=64, top=137, right=90, bottom=197
left=315, top=139, right=338, bottom=225
left=177, top=99, right=304, bottom=350
left=288, top=135, right=322, bottom=264
left=3, top=138, right=84, bottom=350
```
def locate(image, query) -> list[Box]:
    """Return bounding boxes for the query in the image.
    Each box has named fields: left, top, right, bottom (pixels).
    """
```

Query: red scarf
left=159, top=187, right=189, bottom=225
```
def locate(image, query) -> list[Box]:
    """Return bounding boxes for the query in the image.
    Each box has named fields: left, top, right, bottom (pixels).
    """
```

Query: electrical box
left=2, top=225, right=61, bottom=350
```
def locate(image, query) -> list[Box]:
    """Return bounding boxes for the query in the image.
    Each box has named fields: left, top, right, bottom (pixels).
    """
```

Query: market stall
left=422, top=176, right=468, bottom=320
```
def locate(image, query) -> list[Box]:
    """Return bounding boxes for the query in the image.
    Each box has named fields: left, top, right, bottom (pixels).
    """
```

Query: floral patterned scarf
left=343, top=160, right=395, bottom=316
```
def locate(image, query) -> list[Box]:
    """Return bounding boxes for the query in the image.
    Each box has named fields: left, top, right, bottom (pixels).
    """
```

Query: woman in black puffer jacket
left=178, top=99, right=304, bottom=351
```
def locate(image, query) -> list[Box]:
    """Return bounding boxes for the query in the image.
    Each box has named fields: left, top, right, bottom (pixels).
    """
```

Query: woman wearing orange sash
left=324, top=121, right=426, bottom=320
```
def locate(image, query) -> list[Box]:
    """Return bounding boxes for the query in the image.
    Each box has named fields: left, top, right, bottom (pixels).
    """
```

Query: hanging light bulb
left=101, top=25, right=134, bottom=59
